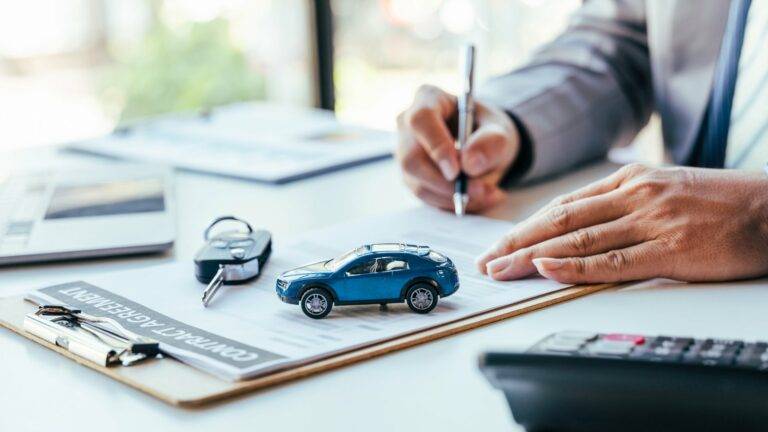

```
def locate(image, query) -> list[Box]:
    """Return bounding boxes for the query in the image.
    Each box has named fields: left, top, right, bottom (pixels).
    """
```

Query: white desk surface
left=2, top=149, right=767, bottom=432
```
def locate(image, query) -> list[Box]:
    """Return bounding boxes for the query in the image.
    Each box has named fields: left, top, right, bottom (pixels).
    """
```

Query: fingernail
left=486, top=256, right=510, bottom=275
left=475, top=256, right=489, bottom=274
left=438, top=159, right=457, bottom=180
left=533, top=258, right=564, bottom=272
left=475, top=249, right=497, bottom=273
left=467, top=153, right=487, bottom=173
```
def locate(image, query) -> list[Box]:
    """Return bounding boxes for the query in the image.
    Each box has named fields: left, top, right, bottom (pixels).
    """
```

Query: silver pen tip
left=453, top=193, right=468, bottom=217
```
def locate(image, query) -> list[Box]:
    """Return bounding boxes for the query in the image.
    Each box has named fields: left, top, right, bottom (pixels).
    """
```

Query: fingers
left=399, top=86, right=459, bottom=180
left=397, top=87, right=523, bottom=213
left=461, top=106, right=519, bottom=177
left=532, top=240, right=667, bottom=284
left=399, top=143, right=504, bottom=211
left=484, top=217, right=645, bottom=280
left=396, top=87, right=527, bottom=213
left=403, top=166, right=505, bottom=213
left=467, top=182, right=505, bottom=212
left=533, top=163, right=649, bottom=218
left=476, top=189, right=629, bottom=273
left=405, top=182, right=453, bottom=210
left=400, top=146, right=454, bottom=197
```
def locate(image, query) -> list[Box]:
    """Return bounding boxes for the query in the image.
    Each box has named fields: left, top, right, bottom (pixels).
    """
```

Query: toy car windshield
left=325, top=245, right=368, bottom=269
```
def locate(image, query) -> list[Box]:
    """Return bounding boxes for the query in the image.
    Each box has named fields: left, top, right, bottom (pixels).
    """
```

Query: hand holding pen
left=396, top=46, right=521, bottom=214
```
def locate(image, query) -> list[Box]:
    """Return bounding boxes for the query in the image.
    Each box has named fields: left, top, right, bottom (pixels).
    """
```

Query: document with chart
left=66, top=103, right=394, bottom=184
left=26, top=207, right=567, bottom=381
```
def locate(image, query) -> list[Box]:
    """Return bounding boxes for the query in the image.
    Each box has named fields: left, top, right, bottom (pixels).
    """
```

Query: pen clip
left=461, top=44, right=476, bottom=94
left=456, top=44, right=476, bottom=150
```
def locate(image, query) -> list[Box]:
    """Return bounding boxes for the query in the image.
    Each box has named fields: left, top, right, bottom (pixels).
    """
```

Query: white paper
left=29, top=207, right=567, bottom=380
left=67, top=103, right=394, bottom=183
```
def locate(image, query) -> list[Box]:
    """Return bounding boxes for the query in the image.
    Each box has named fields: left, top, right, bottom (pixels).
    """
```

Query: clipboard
left=0, top=283, right=612, bottom=408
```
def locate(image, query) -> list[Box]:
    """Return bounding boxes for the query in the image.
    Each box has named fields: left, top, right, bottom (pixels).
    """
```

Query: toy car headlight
left=277, top=278, right=290, bottom=290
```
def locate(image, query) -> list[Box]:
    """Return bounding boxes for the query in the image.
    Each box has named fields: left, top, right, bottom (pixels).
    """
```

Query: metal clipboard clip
left=23, top=305, right=161, bottom=367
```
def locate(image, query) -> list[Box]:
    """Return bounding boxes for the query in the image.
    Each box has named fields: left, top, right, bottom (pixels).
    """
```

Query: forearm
left=479, top=0, right=653, bottom=185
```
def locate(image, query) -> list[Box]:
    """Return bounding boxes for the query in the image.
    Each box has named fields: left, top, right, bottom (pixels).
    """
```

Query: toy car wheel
left=301, top=287, right=333, bottom=319
left=406, top=283, right=438, bottom=314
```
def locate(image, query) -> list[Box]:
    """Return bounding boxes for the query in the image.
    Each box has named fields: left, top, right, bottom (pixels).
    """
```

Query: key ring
left=203, top=216, right=254, bottom=241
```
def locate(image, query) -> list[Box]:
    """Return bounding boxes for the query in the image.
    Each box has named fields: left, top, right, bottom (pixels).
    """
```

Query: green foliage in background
left=105, top=17, right=264, bottom=122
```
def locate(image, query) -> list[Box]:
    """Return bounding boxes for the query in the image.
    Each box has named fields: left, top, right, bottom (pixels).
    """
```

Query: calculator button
left=629, top=350, right=682, bottom=362
left=699, top=351, right=723, bottom=359
left=603, top=334, right=645, bottom=345
left=683, top=353, right=735, bottom=366
left=652, top=339, right=691, bottom=351
left=589, top=341, right=635, bottom=355
left=702, top=339, right=743, bottom=350
left=736, top=354, right=762, bottom=368
left=658, top=337, right=694, bottom=348
left=652, top=346, right=684, bottom=357
left=542, top=340, right=584, bottom=353
left=741, top=342, right=767, bottom=353
left=552, top=331, right=597, bottom=343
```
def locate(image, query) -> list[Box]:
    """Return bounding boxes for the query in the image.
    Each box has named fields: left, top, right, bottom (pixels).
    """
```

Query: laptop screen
left=44, top=178, right=165, bottom=220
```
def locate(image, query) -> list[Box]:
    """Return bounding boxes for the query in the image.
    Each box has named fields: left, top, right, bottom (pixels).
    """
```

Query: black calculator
left=480, top=331, right=768, bottom=432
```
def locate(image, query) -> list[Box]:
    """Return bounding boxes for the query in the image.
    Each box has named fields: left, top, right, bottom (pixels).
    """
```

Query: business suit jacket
left=478, top=0, right=732, bottom=182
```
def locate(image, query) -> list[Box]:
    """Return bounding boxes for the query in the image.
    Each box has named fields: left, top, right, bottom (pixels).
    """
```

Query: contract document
left=66, top=103, right=393, bottom=184
left=27, top=207, right=567, bottom=381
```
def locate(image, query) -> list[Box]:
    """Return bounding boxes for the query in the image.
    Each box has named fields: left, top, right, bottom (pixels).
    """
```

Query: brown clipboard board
left=0, top=283, right=612, bottom=408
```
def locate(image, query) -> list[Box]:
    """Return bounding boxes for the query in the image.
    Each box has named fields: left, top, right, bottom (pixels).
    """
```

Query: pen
left=454, top=44, right=475, bottom=217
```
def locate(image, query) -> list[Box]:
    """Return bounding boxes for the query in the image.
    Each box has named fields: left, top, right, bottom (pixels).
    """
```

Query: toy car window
left=346, top=259, right=378, bottom=275
left=379, top=258, right=409, bottom=271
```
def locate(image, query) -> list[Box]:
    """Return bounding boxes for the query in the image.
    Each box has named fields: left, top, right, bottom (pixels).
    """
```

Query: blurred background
left=0, top=0, right=587, bottom=151
left=0, top=0, right=660, bottom=161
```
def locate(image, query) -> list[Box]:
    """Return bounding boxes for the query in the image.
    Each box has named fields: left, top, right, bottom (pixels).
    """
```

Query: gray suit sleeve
left=477, top=0, right=652, bottom=183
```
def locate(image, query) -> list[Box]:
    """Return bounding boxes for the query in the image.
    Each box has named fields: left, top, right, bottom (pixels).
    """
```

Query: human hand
left=476, top=164, right=768, bottom=284
left=396, top=85, right=520, bottom=212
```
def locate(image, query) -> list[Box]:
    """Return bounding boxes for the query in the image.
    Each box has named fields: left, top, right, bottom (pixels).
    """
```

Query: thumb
left=461, top=123, right=519, bottom=177
left=460, top=103, right=519, bottom=177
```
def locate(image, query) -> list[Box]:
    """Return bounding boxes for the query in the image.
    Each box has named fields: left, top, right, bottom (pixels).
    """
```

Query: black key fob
left=194, top=216, right=272, bottom=284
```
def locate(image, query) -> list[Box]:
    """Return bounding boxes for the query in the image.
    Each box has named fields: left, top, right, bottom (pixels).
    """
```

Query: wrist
left=753, top=171, right=768, bottom=246
left=498, top=111, right=533, bottom=188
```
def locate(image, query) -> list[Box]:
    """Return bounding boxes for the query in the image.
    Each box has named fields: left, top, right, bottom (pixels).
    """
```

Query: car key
left=194, top=216, right=272, bottom=307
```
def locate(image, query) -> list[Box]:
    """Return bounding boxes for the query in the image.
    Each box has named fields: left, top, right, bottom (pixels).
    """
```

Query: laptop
left=67, top=103, right=394, bottom=184
left=0, top=164, right=175, bottom=265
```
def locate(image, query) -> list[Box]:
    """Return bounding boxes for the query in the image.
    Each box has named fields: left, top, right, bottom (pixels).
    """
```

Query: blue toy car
left=276, top=243, right=459, bottom=319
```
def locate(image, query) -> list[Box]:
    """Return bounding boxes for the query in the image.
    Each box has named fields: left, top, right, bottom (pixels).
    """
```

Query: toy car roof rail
left=397, top=243, right=430, bottom=255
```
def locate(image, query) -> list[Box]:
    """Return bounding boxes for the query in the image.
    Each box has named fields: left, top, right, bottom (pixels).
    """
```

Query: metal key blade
left=202, top=266, right=226, bottom=307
